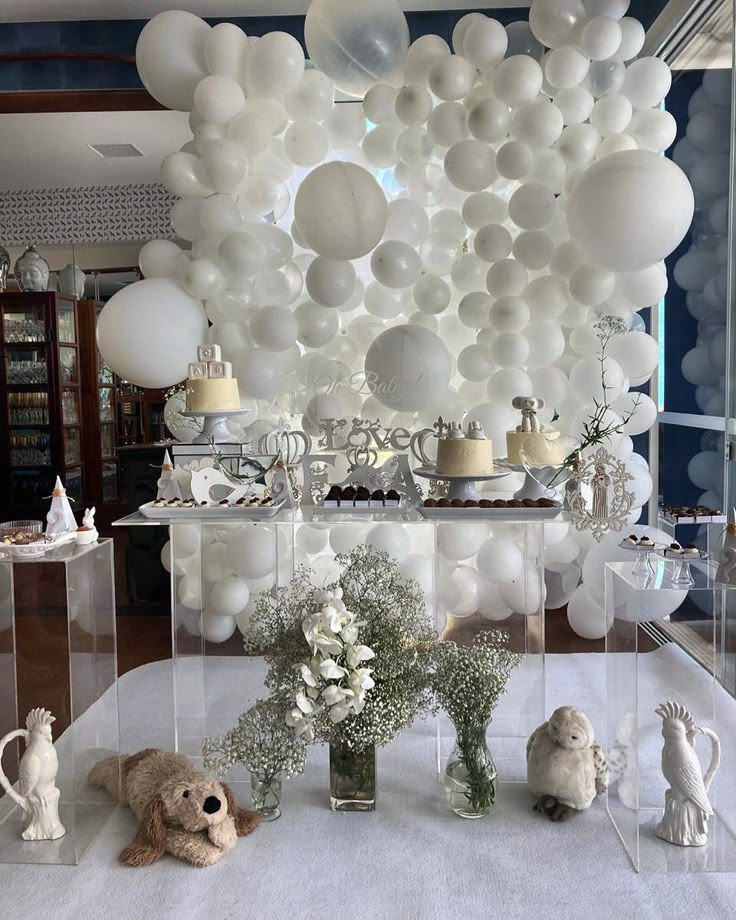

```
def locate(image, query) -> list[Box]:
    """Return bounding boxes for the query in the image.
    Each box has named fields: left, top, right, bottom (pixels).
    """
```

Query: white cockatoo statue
left=654, top=701, right=720, bottom=847
left=0, top=708, right=65, bottom=840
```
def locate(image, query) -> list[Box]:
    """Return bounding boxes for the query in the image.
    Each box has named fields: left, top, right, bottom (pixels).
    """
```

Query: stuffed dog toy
left=89, top=748, right=260, bottom=867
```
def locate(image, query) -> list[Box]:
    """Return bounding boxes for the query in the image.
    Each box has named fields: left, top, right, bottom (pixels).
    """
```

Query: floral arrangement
left=203, top=698, right=307, bottom=783
left=431, top=631, right=522, bottom=815
left=249, top=544, right=435, bottom=753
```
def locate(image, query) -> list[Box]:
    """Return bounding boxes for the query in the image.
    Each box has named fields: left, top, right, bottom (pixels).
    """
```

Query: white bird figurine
left=527, top=705, right=607, bottom=821
left=0, top=708, right=65, bottom=840
left=654, top=700, right=720, bottom=847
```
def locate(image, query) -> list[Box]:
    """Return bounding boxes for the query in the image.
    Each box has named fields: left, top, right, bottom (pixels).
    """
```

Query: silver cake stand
left=180, top=410, right=245, bottom=444
left=495, top=460, right=569, bottom=501
left=413, top=466, right=510, bottom=502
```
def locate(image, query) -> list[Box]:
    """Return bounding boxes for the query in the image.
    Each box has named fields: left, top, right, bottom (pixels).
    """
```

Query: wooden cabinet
left=0, top=292, right=84, bottom=515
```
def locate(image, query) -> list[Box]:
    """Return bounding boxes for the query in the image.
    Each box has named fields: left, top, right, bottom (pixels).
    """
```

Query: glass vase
left=443, top=721, right=497, bottom=819
left=250, top=772, right=282, bottom=822
left=329, top=743, right=376, bottom=812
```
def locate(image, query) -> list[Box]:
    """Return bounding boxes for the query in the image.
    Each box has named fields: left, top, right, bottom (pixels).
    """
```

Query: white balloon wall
left=104, top=0, right=697, bottom=639
left=675, top=69, right=731, bottom=512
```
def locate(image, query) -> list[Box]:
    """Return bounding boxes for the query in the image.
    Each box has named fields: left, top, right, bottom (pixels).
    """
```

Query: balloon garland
left=100, top=0, right=696, bottom=639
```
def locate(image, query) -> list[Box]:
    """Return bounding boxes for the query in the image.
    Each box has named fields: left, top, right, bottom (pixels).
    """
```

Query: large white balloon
left=364, top=325, right=452, bottom=411
left=136, top=11, right=210, bottom=111
left=305, top=0, right=409, bottom=97
left=294, top=162, right=388, bottom=260
left=97, top=279, right=208, bottom=389
left=246, top=31, right=305, bottom=97
left=567, top=150, right=694, bottom=272
left=228, top=525, right=276, bottom=579
left=566, top=585, right=610, bottom=640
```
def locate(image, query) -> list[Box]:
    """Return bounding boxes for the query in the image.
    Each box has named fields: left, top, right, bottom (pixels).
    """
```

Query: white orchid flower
left=295, top=690, right=315, bottom=714
left=345, top=643, right=375, bottom=669
left=286, top=707, right=314, bottom=741
left=352, top=693, right=366, bottom=715
left=341, top=624, right=359, bottom=645
left=348, top=667, right=375, bottom=692
left=298, top=662, right=318, bottom=687
left=328, top=702, right=352, bottom=723
left=320, top=657, right=348, bottom=680
left=322, top=685, right=350, bottom=706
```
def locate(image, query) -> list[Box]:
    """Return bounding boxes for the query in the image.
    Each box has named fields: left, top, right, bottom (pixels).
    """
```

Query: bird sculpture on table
left=527, top=705, right=607, bottom=822
left=654, top=700, right=720, bottom=848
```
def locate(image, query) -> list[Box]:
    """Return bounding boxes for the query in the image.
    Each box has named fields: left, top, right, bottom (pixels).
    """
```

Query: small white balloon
left=545, top=46, right=590, bottom=90
left=366, top=523, right=411, bottom=560
left=489, top=296, right=531, bottom=333
left=429, top=54, right=476, bottom=101
left=621, top=57, right=672, bottom=110
left=444, top=140, right=496, bottom=192
left=413, top=274, right=451, bottom=314
left=579, top=16, right=623, bottom=61
left=209, top=575, right=250, bottom=618
left=487, top=260, right=529, bottom=298
left=371, top=240, right=421, bottom=289
left=467, top=97, right=511, bottom=143
left=508, top=182, right=556, bottom=230
left=493, top=55, right=544, bottom=106
left=306, top=257, right=357, bottom=308
left=496, top=140, right=533, bottom=180
left=489, top=331, right=530, bottom=368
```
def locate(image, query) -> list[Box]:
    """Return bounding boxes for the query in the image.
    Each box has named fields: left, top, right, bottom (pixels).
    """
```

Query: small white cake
left=185, top=344, right=241, bottom=412
left=506, top=429, right=566, bottom=466
left=435, top=422, right=493, bottom=476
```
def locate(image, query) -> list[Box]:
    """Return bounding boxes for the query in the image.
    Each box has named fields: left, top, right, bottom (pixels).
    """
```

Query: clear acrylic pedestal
left=605, top=556, right=736, bottom=872
left=115, top=509, right=547, bottom=803
left=0, top=540, right=119, bottom=865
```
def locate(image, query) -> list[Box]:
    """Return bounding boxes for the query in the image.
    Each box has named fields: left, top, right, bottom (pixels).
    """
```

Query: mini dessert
left=479, top=499, right=493, bottom=508
left=324, top=486, right=342, bottom=509
left=248, top=496, right=260, bottom=505
left=506, top=395, right=566, bottom=465
left=354, top=486, right=371, bottom=509
left=464, top=499, right=478, bottom=507
left=218, top=499, right=231, bottom=507
left=236, top=497, right=248, bottom=506
left=152, top=499, right=167, bottom=508
left=451, top=498, right=465, bottom=507
left=369, top=489, right=385, bottom=509
left=181, top=499, right=196, bottom=508
left=342, top=486, right=357, bottom=505
left=665, top=542, right=684, bottom=558
left=260, top=497, right=273, bottom=506
left=385, top=489, right=401, bottom=508
left=199, top=501, right=208, bottom=506
left=623, top=535, right=639, bottom=545
left=639, top=536, right=654, bottom=546
left=1, top=530, right=46, bottom=546
left=421, top=496, right=560, bottom=511
left=424, top=498, right=437, bottom=508
left=683, top=544, right=700, bottom=557
left=166, top=499, right=181, bottom=507
left=438, top=498, right=451, bottom=507
left=436, top=421, right=493, bottom=476
left=185, top=344, right=241, bottom=413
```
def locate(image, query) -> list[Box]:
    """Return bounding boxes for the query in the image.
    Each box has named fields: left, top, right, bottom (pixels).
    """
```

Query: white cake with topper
left=506, top=396, right=566, bottom=466
left=185, top=344, right=241, bottom=413
left=435, top=420, right=494, bottom=476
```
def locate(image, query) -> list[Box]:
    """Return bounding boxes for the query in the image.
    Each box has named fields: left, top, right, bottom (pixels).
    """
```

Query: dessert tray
left=417, top=497, right=563, bottom=521
left=660, top=504, right=726, bottom=525
left=139, top=499, right=285, bottom=520
left=0, top=530, right=77, bottom=557
left=314, top=486, right=405, bottom=514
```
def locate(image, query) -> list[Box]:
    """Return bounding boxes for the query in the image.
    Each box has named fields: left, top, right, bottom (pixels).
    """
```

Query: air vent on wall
left=87, top=143, right=144, bottom=158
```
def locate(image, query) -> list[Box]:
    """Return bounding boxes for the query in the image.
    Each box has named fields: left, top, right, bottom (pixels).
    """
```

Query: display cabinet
left=0, top=293, right=85, bottom=516
left=0, top=540, right=119, bottom=865
left=605, top=557, right=736, bottom=873
left=78, top=300, right=118, bottom=504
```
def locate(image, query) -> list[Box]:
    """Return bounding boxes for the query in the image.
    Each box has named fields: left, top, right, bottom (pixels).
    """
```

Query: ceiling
left=2, top=0, right=530, bottom=22
left=0, top=110, right=191, bottom=190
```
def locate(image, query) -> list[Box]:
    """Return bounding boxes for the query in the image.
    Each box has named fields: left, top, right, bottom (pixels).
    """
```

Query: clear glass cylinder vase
left=329, top=743, right=376, bottom=812
left=443, top=721, right=497, bottom=819
left=250, top=773, right=282, bottom=822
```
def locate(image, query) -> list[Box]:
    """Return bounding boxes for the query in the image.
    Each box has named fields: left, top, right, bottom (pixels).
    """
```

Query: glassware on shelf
left=99, top=387, right=113, bottom=422
left=3, top=310, right=46, bottom=343
left=5, top=354, right=48, bottom=384
left=57, top=305, right=76, bottom=344
left=62, top=389, right=79, bottom=425
left=10, top=470, right=55, bottom=506
left=101, top=424, right=114, bottom=458
left=9, top=431, right=51, bottom=467
left=63, top=428, right=81, bottom=466
left=59, top=346, right=78, bottom=384
left=8, top=391, right=49, bottom=425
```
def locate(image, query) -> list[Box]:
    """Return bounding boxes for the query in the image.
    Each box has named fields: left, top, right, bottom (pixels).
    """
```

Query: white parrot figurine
left=0, top=708, right=66, bottom=840
left=654, top=700, right=720, bottom=847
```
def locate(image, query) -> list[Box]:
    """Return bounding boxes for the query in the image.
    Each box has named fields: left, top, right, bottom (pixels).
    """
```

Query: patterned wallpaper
left=0, top=183, right=176, bottom=246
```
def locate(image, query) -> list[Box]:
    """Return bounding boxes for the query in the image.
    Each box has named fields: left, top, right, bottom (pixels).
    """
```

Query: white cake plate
left=495, top=459, right=569, bottom=502
left=413, top=466, right=510, bottom=502
left=180, top=410, right=245, bottom=444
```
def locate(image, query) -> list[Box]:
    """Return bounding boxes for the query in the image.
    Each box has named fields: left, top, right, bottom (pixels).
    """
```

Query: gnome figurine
left=156, top=450, right=183, bottom=502
left=45, top=476, right=77, bottom=537
left=527, top=706, right=607, bottom=821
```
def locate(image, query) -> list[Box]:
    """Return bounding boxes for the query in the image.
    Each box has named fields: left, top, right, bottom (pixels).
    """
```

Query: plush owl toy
left=526, top=705, right=607, bottom=822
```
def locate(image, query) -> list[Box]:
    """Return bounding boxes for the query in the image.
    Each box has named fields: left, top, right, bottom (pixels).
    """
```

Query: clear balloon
left=529, top=0, right=586, bottom=49
left=305, top=0, right=410, bottom=98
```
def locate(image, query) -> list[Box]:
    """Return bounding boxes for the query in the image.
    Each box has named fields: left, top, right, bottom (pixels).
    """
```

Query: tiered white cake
left=185, top=344, right=240, bottom=412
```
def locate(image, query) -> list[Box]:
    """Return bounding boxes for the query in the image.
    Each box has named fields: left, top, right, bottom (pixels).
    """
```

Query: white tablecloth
left=1, top=650, right=735, bottom=920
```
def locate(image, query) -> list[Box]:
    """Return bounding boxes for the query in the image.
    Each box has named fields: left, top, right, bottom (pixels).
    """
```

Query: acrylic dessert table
left=0, top=651, right=735, bottom=920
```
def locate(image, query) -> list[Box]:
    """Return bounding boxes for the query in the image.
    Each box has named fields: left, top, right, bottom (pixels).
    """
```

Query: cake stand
left=413, top=466, right=510, bottom=502
left=495, top=460, right=569, bottom=502
left=657, top=547, right=707, bottom=588
left=180, top=410, right=244, bottom=444
left=619, top=539, right=664, bottom=580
